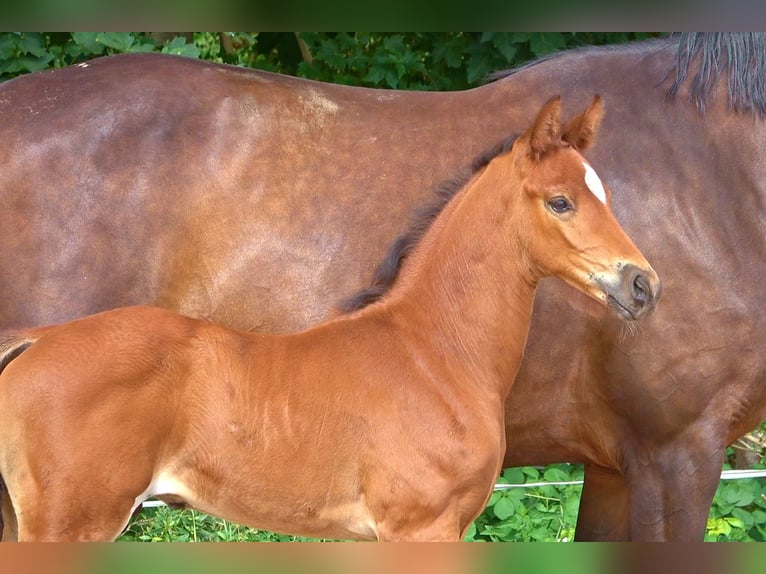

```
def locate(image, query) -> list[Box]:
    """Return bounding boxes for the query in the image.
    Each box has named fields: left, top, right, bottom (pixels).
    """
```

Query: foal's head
left=507, top=96, right=660, bottom=320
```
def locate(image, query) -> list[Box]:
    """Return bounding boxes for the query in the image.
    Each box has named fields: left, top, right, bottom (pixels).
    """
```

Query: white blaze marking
left=583, top=162, right=607, bottom=205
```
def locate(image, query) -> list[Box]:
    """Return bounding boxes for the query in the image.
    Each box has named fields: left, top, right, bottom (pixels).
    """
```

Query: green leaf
left=432, top=39, right=464, bottom=69
left=19, top=32, right=46, bottom=57
left=485, top=491, right=503, bottom=507
left=501, top=467, right=526, bottom=484
left=521, top=466, right=540, bottom=479
left=2, top=54, right=52, bottom=74
left=363, top=67, right=385, bottom=85
left=542, top=466, right=574, bottom=482
left=563, top=494, right=580, bottom=521
left=750, top=509, right=766, bottom=522
left=128, top=42, right=158, bottom=54
left=466, top=52, right=492, bottom=85
left=382, top=34, right=405, bottom=52
left=160, top=37, right=201, bottom=58
left=95, top=32, right=135, bottom=52
left=529, top=33, right=568, bottom=57
left=491, top=32, right=517, bottom=62
left=493, top=493, right=517, bottom=520
left=463, top=521, right=477, bottom=541
left=725, top=516, right=746, bottom=529
left=71, top=32, right=104, bottom=55
left=384, top=69, right=398, bottom=89
left=0, top=33, right=19, bottom=60
left=530, top=526, right=555, bottom=541
left=511, top=32, right=531, bottom=44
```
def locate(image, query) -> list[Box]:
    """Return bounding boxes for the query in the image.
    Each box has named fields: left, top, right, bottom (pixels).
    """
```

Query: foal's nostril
left=632, top=273, right=649, bottom=305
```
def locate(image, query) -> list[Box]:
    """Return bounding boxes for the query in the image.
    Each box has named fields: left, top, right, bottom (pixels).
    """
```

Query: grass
left=119, top=506, right=318, bottom=542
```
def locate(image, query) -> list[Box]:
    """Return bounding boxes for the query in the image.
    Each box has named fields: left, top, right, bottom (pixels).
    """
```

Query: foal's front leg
left=374, top=515, right=464, bottom=542
left=371, top=487, right=489, bottom=542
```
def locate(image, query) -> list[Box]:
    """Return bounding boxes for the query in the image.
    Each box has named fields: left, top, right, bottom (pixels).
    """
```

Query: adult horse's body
left=0, top=99, right=659, bottom=541
left=0, top=33, right=763, bottom=540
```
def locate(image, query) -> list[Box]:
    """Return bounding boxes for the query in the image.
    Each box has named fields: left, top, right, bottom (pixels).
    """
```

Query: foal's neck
left=371, top=157, right=538, bottom=400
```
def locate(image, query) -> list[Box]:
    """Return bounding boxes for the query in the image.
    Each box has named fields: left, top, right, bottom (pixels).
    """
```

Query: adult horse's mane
left=668, top=32, right=766, bottom=116
left=490, top=33, right=766, bottom=117
left=338, top=135, right=518, bottom=312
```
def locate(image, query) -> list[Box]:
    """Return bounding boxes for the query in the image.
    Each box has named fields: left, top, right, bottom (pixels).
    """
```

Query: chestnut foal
left=0, top=96, right=659, bottom=541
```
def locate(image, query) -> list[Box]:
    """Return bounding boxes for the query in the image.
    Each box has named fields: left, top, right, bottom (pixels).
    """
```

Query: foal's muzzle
left=603, top=263, right=661, bottom=321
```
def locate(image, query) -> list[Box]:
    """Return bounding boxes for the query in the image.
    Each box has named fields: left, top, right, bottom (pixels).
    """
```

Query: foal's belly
left=137, top=466, right=379, bottom=540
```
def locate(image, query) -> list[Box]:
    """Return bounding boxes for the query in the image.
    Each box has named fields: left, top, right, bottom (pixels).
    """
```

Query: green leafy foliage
left=465, top=464, right=582, bottom=542
left=0, top=32, right=664, bottom=88
left=0, top=32, right=197, bottom=80
left=291, top=32, right=662, bottom=90
left=119, top=505, right=329, bottom=542
left=705, top=441, right=766, bottom=542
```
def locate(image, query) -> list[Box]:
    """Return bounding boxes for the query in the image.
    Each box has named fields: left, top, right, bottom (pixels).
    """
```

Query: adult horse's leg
left=574, top=465, right=631, bottom=541
left=625, top=437, right=724, bottom=541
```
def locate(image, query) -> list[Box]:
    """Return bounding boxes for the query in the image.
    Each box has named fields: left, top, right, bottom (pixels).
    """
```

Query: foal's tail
left=0, top=332, right=39, bottom=540
left=0, top=333, right=38, bottom=375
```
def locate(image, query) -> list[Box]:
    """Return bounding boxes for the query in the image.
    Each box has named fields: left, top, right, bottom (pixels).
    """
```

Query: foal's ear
left=528, top=96, right=562, bottom=158
left=561, top=95, right=604, bottom=151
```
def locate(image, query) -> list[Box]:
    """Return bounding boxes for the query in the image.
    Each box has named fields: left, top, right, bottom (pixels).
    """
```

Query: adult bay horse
left=0, top=99, right=660, bottom=541
left=0, top=33, right=763, bottom=541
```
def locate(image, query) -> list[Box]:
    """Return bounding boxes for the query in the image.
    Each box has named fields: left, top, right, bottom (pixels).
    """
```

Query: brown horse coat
left=0, top=100, right=658, bottom=541
left=0, top=33, right=764, bottom=540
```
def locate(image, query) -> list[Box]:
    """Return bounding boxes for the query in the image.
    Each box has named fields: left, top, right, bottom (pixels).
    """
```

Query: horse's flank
left=0, top=99, right=659, bottom=541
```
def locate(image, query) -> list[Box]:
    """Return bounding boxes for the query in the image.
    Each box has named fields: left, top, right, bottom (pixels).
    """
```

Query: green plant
left=0, top=32, right=665, bottom=89
left=465, top=464, right=582, bottom=542
left=292, top=32, right=662, bottom=91
left=705, top=425, right=766, bottom=542
left=705, top=473, right=766, bottom=542
left=119, top=505, right=325, bottom=542
left=0, top=32, right=202, bottom=80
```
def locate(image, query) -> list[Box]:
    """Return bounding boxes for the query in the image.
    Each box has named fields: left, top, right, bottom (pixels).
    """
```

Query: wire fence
left=492, top=468, right=766, bottom=490
left=141, top=468, right=766, bottom=508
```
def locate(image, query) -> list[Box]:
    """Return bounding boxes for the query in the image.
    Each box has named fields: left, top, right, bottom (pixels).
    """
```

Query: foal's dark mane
left=489, top=33, right=766, bottom=118
left=338, top=135, right=518, bottom=312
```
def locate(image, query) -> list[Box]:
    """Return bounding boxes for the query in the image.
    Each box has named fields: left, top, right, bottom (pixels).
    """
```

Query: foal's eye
left=548, top=197, right=572, bottom=213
